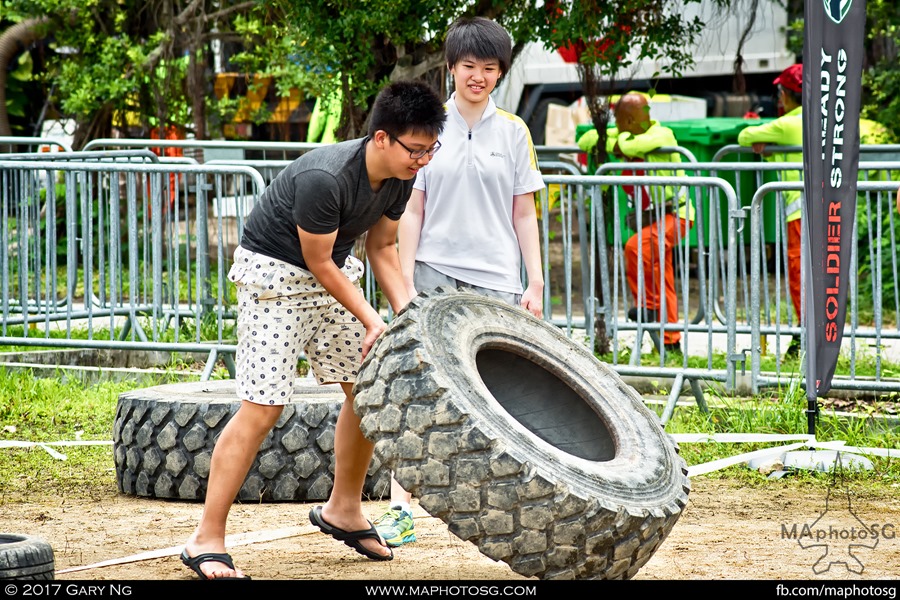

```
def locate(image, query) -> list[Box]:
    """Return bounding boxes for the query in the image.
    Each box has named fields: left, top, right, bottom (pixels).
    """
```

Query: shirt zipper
left=467, top=129, right=473, bottom=167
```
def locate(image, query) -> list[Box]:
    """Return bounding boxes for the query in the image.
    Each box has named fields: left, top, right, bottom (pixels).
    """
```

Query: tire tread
left=354, top=289, right=690, bottom=580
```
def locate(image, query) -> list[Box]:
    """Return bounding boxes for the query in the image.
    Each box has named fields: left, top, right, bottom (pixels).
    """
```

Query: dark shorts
left=414, top=261, right=521, bottom=306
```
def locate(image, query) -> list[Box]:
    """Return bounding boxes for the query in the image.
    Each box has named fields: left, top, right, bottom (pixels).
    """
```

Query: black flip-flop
left=180, top=549, right=252, bottom=580
left=308, top=505, right=393, bottom=561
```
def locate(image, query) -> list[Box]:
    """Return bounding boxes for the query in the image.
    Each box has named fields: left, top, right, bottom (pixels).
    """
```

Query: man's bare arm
left=366, top=215, right=412, bottom=314
left=397, top=189, right=426, bottom=298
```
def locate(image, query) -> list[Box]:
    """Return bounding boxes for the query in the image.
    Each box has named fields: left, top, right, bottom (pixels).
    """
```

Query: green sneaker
left=374, top=508, right=416, bottom=547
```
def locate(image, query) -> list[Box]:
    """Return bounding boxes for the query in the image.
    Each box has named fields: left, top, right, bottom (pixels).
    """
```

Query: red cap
left=774, top=64, right=802, bottom=93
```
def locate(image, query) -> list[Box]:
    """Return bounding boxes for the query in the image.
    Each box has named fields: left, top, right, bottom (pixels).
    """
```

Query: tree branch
left=470, top=0, right=504, bottom=20
left=174, top=0, right=205, bottom=26
left=203, top=31, right=245, bottom=43
left=389, top=49, right=445, bottom=82
left=205, top=1, right=257, bottom=23
left=732, top=0, right=760, bottom=94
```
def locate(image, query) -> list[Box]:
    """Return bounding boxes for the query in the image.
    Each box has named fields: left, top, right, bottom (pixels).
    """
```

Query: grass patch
left=598, top=343, right=900, bottom=378
left=0, top=369, right=131, bottom=439
left=1, top=356, right=898, bottom=503
left=2, top=445, right=120, bottom=501
left=659, top=381, right=900, bottom=491
left=3, top=262, right=237, bottom=308
left=0, top=367, right=186, bottom=501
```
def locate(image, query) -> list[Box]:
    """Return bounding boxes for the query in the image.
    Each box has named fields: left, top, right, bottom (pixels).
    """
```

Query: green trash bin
left=663, top=117, right=779, bottom=247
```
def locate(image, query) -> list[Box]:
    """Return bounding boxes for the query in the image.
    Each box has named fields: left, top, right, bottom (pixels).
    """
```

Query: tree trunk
left=577, top=62, right=615, bottom=355
left=72, top=104, right=114, bottom=151
left=0, top=17, right=50, bottom=136
left=188, top=44, right=207, bottom=139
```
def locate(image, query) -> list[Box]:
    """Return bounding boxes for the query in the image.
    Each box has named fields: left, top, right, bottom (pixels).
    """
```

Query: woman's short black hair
left=367, top=80, right=446, bottom=139
left=445, top=17, right=511, bottom=75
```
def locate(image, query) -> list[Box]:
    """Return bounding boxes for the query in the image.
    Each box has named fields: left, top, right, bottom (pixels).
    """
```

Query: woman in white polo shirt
left=376, top=16, right=546, bottom=551
left=399, top=16, right=546, bottom=316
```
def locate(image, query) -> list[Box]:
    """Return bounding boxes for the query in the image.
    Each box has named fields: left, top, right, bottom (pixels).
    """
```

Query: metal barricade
left=0, top=159, right=266, bottom=378
left=598, top=159, right=900, bottom=326
left=1, top=150, right=162, bottom=163
left=712, top=145, right=899, bottom=317
left=535, top=145, right=581, bottom=164
left=539, top=160, right=592, bottom=334
left=595, top=159, right=738, bottom=345
left=82, top=138, right=323, bottom=163
left=713, top=143, right=900, bottom=162
left=204, top=159, right=292, bottom=185
left=540, top=173, right=740, bottom=421
left=0, top=136, right=73, bottom=153
left=4, top=145, right=898, bottom=401
left=746, top=179, right=900, bottom=396
left=538, top=146, right=698, bottom=339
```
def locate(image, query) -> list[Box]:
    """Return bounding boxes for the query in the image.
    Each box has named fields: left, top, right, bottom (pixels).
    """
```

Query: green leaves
left=534, top=0, right=714, bottom=78
left=5, top=0, right=758, bottom=142
left=4, top=51, right=33, bottom=119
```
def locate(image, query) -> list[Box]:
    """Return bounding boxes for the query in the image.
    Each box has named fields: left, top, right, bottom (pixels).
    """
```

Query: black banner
left=801, top=0, right=866, bottom=416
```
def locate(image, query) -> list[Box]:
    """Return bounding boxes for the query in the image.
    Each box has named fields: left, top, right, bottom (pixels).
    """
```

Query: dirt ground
left=2, top=477, right=898, bottom=582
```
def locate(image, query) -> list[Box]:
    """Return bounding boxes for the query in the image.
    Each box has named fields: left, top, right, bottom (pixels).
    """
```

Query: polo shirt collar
left=447, top=92, right=497, bottom=130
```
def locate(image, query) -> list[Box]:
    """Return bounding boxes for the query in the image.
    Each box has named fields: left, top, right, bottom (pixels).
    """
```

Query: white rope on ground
left=811, top=444, right=900, bottom=458
left=670, top=433, right=815, bottom=443
left=684, top=436, right=900, bottom=476
left=56, top=525, right=315, bottom=574
left=0, top=440, right=113, bottom=460
left=686, top=441, right=813, bottom=477
left=5, top=433, right=895, bottom=470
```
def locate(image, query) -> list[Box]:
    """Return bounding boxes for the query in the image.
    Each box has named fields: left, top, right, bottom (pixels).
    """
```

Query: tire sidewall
left=0, top=534, right=55, bottom=580
left=363, top=289, right=687, bottom=509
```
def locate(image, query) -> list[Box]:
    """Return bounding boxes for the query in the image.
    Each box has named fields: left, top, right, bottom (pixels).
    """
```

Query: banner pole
left=801, top=0, right=866, bottom=439
left=806, top=397, right=818, bottom=436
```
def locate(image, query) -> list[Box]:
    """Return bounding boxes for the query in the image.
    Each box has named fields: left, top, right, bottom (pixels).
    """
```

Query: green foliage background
left=786, top=0, right=900, bottom=142
left=3, top=0, right=750, bottom=143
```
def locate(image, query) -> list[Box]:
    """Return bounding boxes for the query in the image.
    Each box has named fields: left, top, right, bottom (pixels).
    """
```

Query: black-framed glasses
left=390, top=134, right=441, bottom=159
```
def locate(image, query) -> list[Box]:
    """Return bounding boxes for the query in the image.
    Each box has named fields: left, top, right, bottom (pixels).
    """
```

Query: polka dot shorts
left=228, top=246, right=366, bottom=405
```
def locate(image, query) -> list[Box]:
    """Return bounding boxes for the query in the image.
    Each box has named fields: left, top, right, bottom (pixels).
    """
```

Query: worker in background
left=737, top=63, right=803, bottom=359
left=579, top=92, right=694, bottom=356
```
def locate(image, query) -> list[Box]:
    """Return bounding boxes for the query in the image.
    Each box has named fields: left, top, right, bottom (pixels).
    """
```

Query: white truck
left=495, top=0, right=796, bottom=143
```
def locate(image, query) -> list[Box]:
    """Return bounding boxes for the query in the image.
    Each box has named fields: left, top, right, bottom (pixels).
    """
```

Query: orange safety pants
left=624, top=214, right=690, bottom=345
left=787, top=218, right=802, bottom=322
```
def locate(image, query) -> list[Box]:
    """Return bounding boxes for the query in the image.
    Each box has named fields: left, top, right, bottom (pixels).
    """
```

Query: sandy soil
left=2, top=477, right=897, bottom=582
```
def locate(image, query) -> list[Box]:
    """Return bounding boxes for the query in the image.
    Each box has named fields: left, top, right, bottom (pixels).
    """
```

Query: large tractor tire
left=353, top=288, right=690, bottom=580
left=113, top=379, right=390, bottom=502
left=0, top=534, right=55, bottom=580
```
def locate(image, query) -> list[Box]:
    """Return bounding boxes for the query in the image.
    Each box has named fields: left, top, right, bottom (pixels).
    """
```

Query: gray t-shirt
left=241, top=137, right=413, bottom=269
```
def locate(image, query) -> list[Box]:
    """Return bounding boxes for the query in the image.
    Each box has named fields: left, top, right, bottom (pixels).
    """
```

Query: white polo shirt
left=412, top=93, right=545, bottom=294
